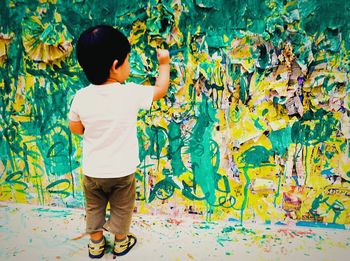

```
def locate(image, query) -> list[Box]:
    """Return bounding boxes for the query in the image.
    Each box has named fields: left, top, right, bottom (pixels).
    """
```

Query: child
left=68, top=25, right=170, bottom=258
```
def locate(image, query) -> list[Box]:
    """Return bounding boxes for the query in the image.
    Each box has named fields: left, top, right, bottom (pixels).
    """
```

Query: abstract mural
left=0, top=0, right=349, bottom=226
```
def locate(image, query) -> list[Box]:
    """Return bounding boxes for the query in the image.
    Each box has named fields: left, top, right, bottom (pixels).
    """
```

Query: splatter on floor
left=0, top=203, right=349, bottom=261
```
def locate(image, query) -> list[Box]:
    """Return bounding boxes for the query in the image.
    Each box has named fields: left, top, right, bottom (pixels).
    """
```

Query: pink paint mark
left=278, top=228, right=315, bottom=238
left=167, top=218, right=183, bottom=225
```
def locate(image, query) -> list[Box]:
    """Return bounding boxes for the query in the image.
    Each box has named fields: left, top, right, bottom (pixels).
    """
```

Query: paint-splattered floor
left=0, top=203, right=349, bottom=261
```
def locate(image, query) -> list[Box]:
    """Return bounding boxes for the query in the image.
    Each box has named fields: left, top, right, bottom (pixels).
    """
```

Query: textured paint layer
left=0, top=0, right=349, bottom=226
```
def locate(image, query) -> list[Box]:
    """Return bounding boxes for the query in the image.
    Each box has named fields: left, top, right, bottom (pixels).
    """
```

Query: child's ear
left=111, top=59, right=119, bottom=72
left=114, top=59, right=119, bottom=69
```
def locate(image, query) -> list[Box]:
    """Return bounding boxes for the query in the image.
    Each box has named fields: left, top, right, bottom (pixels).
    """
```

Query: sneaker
left=113, top=234, right=137, bottom=256
left=88, top=236, right=106, bottom=259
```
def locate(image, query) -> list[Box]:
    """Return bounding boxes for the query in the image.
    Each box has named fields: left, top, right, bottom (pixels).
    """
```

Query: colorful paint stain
left=0, top=0, right=349, bottom=226
left=0, top=203, right=349, bottom=260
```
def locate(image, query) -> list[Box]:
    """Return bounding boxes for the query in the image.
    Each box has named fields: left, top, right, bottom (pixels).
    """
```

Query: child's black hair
left=76, top=25, right=131, bottom=85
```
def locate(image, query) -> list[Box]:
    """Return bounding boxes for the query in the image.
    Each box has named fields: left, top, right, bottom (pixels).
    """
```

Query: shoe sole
left=89, top=252, right=105, bottom=259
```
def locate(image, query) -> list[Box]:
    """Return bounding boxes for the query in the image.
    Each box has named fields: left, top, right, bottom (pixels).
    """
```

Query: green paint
left=4, top=171, right=29, bottom=194
left=178, top=0, right=270, bottom=48
left=0, top=0, right=348, bottom=227
left=148, top=176, right=180, bottom=203
left=145, top=126, right=167, bottom=163
left=146, top=0, right=174, bottom=40
left=299, top=0, right=350, bottom=49
left=269, top=126, right=292, bottom=156
left=309, top=194, right=329, bottom=219
left=240, top=167, right=251, bottom=224
left=189, top=95, right=218, bottom=219
left=168, top=121, right=187, bottom=176
left=239, top=146, right=273, bottom=168
left=181, top=180, right=207, bottom=201
left=222, top=226, right=235, bottom=233
left=252, top=117, right=265, bottom=131
left=291, top=109, right=339, bottom=146
left=239, top=72, right=249, bottom=103
left=32, top=207, right=72, bottom=218
left=46, top=179, right=71, bottom=198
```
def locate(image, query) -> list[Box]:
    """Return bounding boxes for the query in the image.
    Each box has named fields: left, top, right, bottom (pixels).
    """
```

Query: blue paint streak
left=228, top=217, right=240, bottom=223
left=296, top=221, right=346, bottom=230
left=275, top=221, right=287, bottom=226
left=321, top=168, right=334, bottom=176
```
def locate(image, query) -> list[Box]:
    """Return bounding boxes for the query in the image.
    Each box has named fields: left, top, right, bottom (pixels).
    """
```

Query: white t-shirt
left=68, top=82, right=154, bottom=178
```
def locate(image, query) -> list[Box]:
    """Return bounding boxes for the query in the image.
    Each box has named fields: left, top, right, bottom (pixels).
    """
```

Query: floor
left=0, top=203, right=349, bottom=261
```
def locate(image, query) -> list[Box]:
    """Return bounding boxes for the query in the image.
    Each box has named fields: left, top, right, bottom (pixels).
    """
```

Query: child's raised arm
left=153, top=49, right=170, bottom=101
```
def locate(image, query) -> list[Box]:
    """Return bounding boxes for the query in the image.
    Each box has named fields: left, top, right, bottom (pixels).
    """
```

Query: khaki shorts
left=83, top=173, right=135, bottom=235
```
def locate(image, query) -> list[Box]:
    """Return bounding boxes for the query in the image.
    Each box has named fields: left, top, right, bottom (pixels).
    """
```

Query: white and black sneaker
left=113, top=234, right=137, bottom=256
left=88, top=236, right=106, bottom=259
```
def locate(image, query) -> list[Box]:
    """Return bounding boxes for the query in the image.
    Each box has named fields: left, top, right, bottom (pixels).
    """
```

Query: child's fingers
left=156, top=49, right=169, bottom=57
left=156, top=49, right=170, bottom=64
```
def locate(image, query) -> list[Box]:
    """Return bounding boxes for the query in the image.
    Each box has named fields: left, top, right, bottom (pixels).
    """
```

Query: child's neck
left=103, top=78, right=121, bottom=84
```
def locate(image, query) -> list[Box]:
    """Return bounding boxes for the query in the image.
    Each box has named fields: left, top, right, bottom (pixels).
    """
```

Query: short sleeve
left=131, top=83, right=154, bottom=110
left=68, top=92, right=81, bottom=121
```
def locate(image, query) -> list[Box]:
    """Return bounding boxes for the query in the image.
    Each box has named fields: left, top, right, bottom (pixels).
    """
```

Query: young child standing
left=68, top=25, right=170, bottom=258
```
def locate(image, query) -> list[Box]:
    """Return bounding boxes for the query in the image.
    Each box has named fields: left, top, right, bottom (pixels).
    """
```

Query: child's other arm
left=153, top=49, right=170, bottom=101
left=69, top=120, right=85, bottom=135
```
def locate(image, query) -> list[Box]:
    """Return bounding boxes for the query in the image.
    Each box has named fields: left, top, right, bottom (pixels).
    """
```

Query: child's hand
left=156, top=49, right=170, bottom=65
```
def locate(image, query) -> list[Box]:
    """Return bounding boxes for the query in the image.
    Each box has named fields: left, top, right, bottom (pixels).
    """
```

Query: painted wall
left=0, top=0, right=349, bottom=226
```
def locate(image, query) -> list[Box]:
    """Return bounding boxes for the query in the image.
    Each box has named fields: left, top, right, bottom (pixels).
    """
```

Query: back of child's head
left=76, top=25, right=130, bottom=85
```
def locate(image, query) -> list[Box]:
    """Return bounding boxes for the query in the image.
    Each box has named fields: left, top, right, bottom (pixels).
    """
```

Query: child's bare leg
left=115, top=234, right=126, bottom=240
left=90, top=231, right=104, bottom=241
